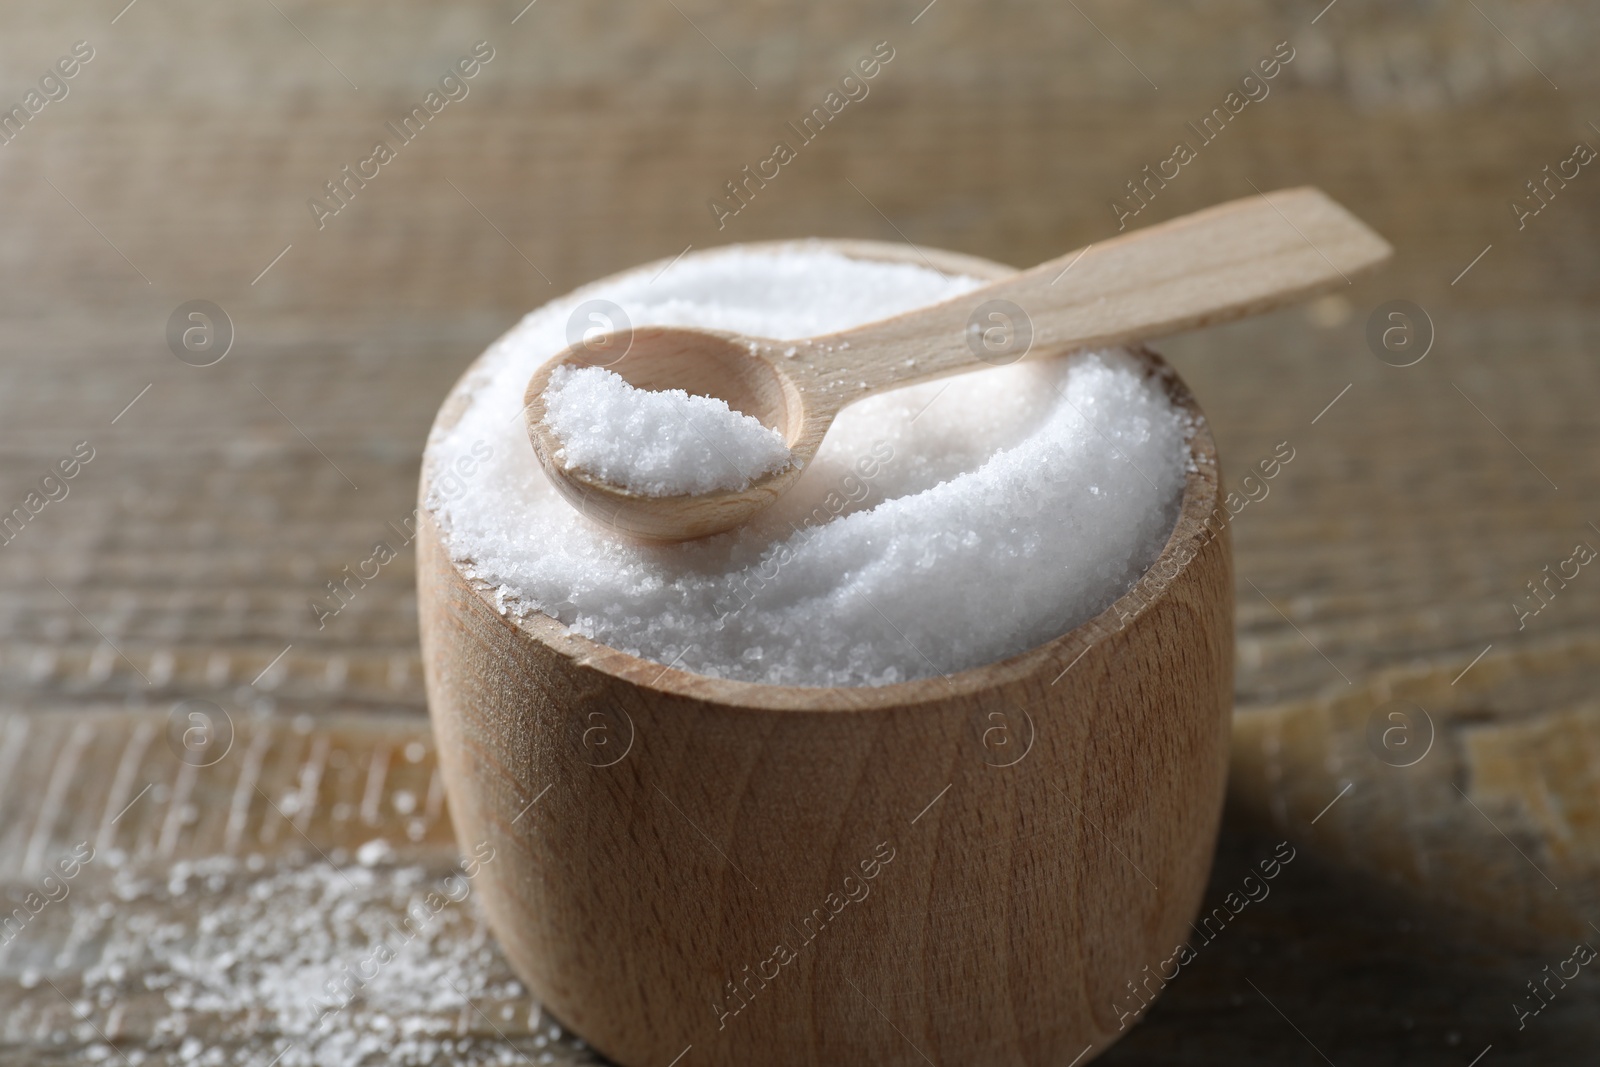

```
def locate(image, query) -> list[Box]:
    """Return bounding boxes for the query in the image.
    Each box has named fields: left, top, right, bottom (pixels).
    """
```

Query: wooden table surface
left=3, top=0, right=1599, bottom=1063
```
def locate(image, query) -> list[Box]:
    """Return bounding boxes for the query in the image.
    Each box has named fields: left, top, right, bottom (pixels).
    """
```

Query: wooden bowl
left=418, top=240, right=1233, bottom=1067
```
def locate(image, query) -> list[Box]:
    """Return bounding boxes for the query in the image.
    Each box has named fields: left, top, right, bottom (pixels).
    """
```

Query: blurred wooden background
left=2, top=0, right=1599, bottom=1063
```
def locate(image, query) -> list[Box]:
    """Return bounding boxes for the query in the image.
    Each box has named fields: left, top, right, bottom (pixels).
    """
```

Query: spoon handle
left=787, top=187, right=1390, bottom=410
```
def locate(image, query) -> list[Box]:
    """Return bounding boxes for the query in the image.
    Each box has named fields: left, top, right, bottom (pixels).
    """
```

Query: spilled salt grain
left=426, top=243, right=1192, bottom=688
left=541, top=364, right=793, bottom=496
left=44, top=855, right=602, bottom=1067
left=356, top=837, right=396, bottom=867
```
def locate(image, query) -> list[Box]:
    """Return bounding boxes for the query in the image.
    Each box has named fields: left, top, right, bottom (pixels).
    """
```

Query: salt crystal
left=356, top=838, right=396, bottom=867
left=427, top=245, right=1189, bottom=688
left=541, top=364, right=793, bottom=496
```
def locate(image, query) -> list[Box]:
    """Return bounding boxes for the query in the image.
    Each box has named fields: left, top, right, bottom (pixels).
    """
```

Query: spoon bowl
left=526, top=186, right=1392, bottom=542
left=523, top=325, right=817, bottom=541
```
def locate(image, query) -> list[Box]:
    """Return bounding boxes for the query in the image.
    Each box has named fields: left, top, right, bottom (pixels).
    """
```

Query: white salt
left=540, top=364, right=793, bottom=496
left=60, top=856, right=596, bottom=1066
left=426, top=244, right=1191, bottom=688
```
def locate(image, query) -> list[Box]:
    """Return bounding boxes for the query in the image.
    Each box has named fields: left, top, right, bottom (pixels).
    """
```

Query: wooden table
left=3, top=0, right=1598, bottom=1062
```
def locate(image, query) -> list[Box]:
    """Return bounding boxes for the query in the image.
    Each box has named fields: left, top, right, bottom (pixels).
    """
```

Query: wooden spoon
left=524, top=186, right=1391, bottom=542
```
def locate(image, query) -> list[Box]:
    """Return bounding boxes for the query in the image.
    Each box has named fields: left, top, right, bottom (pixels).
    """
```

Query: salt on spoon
left=525, top=187, right=1391, bottom=542
left=542, top=364, right=794, bottom=497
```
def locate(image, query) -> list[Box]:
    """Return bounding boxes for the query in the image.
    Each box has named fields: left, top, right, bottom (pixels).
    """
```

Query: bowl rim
left=420, top=238, right=1223, bottom=713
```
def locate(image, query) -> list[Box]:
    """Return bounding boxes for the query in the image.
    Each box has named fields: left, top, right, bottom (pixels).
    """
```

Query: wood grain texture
left=1229, top=632, right=1600, bottom=947
left=422, top=243, right=1235, bottom=1067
